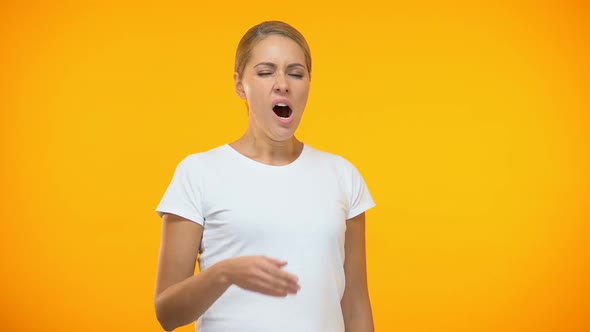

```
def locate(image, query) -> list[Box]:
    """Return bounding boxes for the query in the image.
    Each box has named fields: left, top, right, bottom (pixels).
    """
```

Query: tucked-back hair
left=234, top=21, right=312, bottom=80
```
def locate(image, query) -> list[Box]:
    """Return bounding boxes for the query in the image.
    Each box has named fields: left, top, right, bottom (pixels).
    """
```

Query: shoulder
left=175, top=144, right=232, bottom=170
left=166, top=145, right=235, bottom=185
left=304, top=144, right=359, bottom=172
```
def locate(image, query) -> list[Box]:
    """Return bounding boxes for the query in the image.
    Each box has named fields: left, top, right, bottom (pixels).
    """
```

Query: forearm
left=344, top=313, right=374, bottom=332
left=155, top=260, right=231, bottom=331
left=342, top=293, right=374, bottom=332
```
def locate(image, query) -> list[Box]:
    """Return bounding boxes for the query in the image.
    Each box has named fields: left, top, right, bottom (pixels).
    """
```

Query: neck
left=230, top=129, right=303, bottom=166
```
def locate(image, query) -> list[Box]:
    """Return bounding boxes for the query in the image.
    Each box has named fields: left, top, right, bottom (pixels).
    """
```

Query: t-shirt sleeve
left=347, top=161, right=376, bottom=220
left=155, top=156, right=205, bottom=225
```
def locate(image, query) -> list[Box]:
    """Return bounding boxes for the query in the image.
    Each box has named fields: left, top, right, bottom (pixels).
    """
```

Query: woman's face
left=235, top=34, right=310, bottom=143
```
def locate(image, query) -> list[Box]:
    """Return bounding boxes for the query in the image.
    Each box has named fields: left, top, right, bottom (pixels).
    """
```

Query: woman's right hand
left=221, top=256, right=300, bottom=297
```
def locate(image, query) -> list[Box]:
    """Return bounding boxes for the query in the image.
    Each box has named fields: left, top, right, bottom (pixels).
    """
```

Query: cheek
left=244, top=81, right=266, bottom=98
left=243, top=83, right=254, bottom=96
left=296, top=87, right=310, bottom=104
left=244, top=88, right=268, bottom=114
left=244, top=91, right=258, bottom=108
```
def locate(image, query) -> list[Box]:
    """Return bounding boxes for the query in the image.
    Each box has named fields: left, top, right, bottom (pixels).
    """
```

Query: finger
left=258, top=258, right=297, bottom=280
left=264, top=256, right=288, bottom=268
left=250, top=274, right=292, bottom=297
left=259, top=287, right=290, bottom=297
left=261, top=270, right=299, bottom=294
left=268, top=272, right=300, bottom=294
left=270, top=266, right=300, bottom=285
left=257, top=258, right=300, bottom=291
left=259, top=268, right=300, bottom=294
left=258, top=258, right=292, bottom=279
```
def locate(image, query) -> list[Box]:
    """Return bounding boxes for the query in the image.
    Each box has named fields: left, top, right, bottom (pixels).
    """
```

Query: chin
left=271, top=129, right=298, bottom=142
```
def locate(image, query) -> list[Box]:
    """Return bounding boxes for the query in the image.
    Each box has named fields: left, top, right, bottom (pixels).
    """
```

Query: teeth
left=276, top=103, right=288, bottom=107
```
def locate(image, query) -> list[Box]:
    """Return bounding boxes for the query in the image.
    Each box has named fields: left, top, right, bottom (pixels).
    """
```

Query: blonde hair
left=234, top=21, right=312, bottom=80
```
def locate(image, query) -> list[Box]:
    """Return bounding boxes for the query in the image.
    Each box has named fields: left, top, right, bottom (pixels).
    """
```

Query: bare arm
left=341, top=212, right=375, bottom=332
left=154, top=213, right=300, bottom=331
left=154, top=213, right=228, bottom=331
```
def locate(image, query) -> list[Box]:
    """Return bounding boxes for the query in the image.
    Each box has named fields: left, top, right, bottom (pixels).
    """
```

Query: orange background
left=1, top=1, right=589, bottom=331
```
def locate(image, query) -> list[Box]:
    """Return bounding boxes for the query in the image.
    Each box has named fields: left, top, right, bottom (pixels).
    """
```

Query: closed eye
left=257, top=72, right=272, bottom=77
left=289, top=73, right=304, bottom=78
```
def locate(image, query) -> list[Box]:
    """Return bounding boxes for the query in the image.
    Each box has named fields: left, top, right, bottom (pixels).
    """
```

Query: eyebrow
left=254, top=62, right=306, bottom=70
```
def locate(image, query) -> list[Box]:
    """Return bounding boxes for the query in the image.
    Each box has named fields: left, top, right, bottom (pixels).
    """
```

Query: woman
left=154, top=21, right=376, bottom=332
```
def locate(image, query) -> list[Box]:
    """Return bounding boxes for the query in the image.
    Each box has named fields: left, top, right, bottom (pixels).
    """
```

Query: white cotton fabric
left=156, top=144, right=375, bottom=332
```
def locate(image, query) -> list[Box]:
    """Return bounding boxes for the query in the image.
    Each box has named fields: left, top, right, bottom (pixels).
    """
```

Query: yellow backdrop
left=1, top=1, right=589, bottom=331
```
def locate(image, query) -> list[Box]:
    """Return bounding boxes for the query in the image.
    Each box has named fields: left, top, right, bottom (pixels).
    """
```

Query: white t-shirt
left=156, top=143, right=375, bottom=332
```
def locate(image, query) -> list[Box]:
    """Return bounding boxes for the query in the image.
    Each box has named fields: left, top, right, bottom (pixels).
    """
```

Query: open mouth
left=273, top=103, right=292, bottom=118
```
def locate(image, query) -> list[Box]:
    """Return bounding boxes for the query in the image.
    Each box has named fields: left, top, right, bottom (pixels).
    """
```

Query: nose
left=274, top=73, right=289, bottom=93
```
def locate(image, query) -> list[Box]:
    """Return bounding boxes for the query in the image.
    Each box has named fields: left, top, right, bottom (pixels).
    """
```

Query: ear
left=234, top=72, right=246, bottom=99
